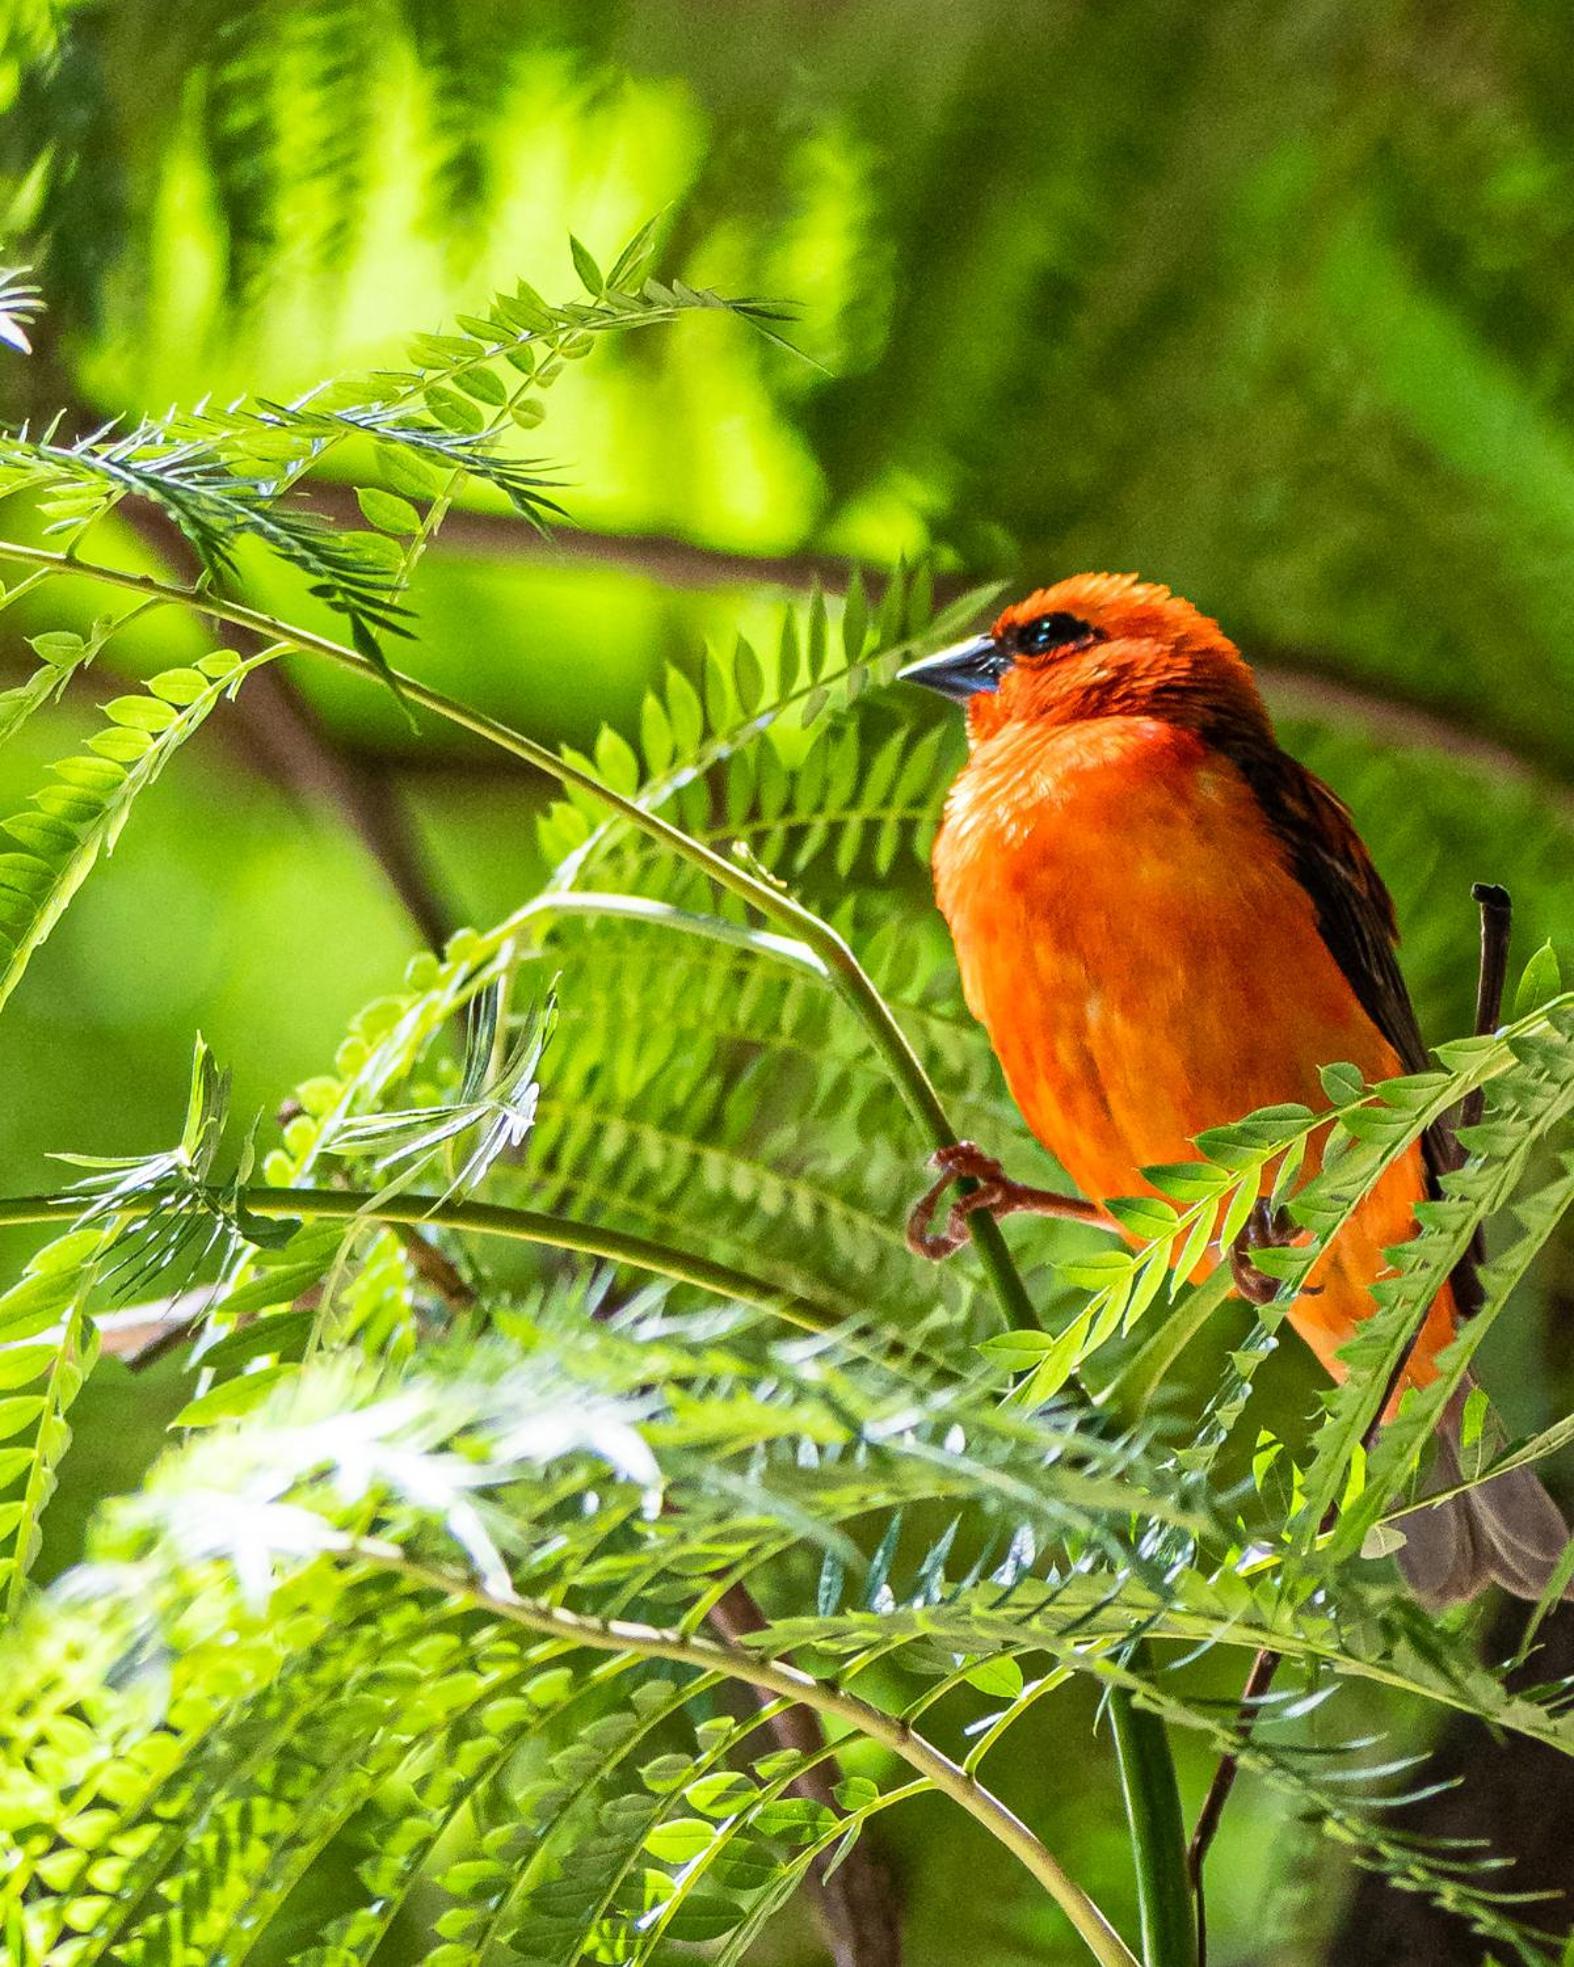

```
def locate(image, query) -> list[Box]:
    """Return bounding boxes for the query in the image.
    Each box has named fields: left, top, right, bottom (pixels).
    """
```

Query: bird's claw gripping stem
left=1227, top=1198, right=1316, bottom=1305
left=905, top=1143, right=1008, bottom=1260
left=905, top=1140, right=1107, bottom=1260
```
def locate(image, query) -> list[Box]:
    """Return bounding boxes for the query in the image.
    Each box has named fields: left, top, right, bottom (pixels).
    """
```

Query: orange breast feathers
left=932, top=711, right=1453, bottom=1390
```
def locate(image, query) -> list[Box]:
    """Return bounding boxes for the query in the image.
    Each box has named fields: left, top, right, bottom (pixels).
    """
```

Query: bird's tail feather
left=1395, top=1381, right=1572, bottom=1608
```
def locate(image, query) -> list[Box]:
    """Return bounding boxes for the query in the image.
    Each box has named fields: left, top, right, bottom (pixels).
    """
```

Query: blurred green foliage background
left=1, top=2, right=1572, bottom=1960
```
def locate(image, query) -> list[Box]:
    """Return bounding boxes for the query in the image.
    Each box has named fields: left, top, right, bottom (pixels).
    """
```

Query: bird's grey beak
left=897, top=634, right=1010, bottom=703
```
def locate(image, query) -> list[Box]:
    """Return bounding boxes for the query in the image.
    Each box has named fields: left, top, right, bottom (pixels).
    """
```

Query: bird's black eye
left=1014, top=612, right=1097, bottom=657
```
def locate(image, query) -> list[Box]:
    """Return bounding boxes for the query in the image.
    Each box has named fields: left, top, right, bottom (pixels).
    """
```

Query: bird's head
left=898, top=572, right=1268, bottom=746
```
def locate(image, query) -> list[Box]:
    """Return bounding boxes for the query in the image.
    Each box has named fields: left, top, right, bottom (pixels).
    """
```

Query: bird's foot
left=929, top=1140, right=1009, bottom=1187
left=906, top=1141, right=1105, bottom=1260
left=906, top=1142, right=1009, bottom=1259
left=1228, top=1199, right=1317, bottom=1305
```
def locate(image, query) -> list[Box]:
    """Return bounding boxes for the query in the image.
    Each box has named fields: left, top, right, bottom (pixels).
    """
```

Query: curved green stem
left=0, top=540, right=1038, bottom=1332
left=353, top=1544, right=1141, bottom=1967
left=0, top=1189, right=845, bottom=1334
left=1109, top=1650, right=1198, bottom=1967
left=500, top=891, right=831, bottom=979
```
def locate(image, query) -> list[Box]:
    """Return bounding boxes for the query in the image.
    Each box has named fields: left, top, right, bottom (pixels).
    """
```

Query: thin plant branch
left=0, top=1188, right=849, bottom=1336
left=1184, top=1645, right=1279, bottom=1961
left=54, top=1292, right=211, bottom=1366
left=1109, top=1642, right=1197, bottom=1967
left=1461, top=883, right=1514, bottom=1135
left=237, top=667, right=457, bottom=949
left=393, top=1224, right=476, bottom=1310
left=341, top=1544, right=1143, bottom=1967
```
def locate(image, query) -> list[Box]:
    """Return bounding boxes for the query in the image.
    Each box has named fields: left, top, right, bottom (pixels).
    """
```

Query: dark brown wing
left=1220, top=732, right=1480, bottom=1314
left=1236, top=751, right=1429, bottom=1075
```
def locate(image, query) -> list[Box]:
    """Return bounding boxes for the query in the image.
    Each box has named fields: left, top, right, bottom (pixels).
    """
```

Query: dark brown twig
left=241, top=668, right=456, bottom=951
left=88, top=1296, right=209, bottom=1369
left=1461, top=882, right=1514, bottom=1137
left=394, top=1224, right=477, bottom=1310
left=1185, top=1645, right=1279, bottom=1962
left=1185, top=882, right=1514, bottom=1961
left=708, top=1584, right=902, bottom=1967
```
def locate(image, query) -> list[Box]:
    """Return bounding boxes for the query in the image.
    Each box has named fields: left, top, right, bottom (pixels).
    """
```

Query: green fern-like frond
left=0, top=1223, right=104, bottom=1618
left=0, top=647, right=268, bottom=1012
left=0, top=417, right=420, bottom=648
left=0, top=253, right=775, bottom=659
left=0, top=1308, right=1564, bottom=1965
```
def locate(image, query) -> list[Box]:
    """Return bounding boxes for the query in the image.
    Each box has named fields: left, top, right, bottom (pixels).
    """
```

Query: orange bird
left=902, top=573, right=1566, bottom=1604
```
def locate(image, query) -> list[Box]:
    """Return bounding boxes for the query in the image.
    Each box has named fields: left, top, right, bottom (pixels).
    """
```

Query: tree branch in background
left=299, top=483, right=1574, bottom=805
left=235, top=667, right=456, bottom=949
left=299, top=482, right=861, bottom=596
left=34, top=480, right=1568, bottom=824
